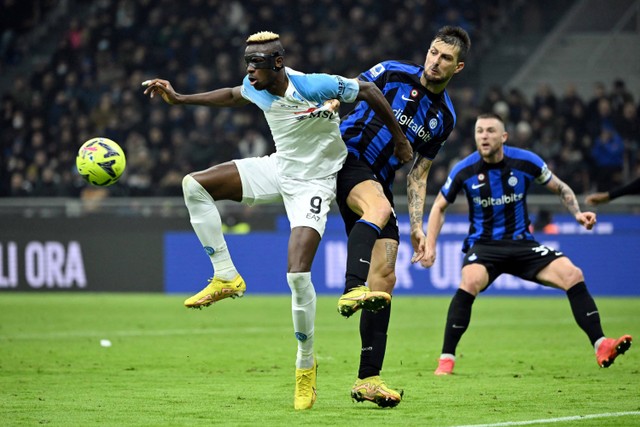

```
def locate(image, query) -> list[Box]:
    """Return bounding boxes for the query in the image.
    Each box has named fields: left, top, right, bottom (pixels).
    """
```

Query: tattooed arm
left=407, top=154, right=433, bottom=262
left=545, top=173, right=596, bottom=230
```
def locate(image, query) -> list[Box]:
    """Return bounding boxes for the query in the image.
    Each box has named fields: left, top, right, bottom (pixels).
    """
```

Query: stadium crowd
left=1, top=0, right=639, bottom=199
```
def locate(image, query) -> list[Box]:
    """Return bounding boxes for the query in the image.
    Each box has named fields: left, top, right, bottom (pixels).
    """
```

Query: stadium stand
left=1, top=0, right=638, bottom=202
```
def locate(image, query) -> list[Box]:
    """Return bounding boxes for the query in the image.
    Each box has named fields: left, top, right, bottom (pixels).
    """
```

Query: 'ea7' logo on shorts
left=306, top=213, right=321, bottom=222
left=531, top=245, right=563, bottom=256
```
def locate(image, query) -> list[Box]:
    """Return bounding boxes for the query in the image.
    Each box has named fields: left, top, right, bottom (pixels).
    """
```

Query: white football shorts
left=233, top=154, right=337, bottom=237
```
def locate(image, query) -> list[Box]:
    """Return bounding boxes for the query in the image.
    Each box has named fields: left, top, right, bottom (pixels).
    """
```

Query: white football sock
left=594, top=337, right=606, bottom=353
left=287, top=272, right=316, bottom=369
left=182, top=175, right=238, bottom=281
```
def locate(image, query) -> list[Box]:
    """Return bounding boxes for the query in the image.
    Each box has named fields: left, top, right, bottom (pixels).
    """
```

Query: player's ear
left=454, top=61, right=465, bottom=74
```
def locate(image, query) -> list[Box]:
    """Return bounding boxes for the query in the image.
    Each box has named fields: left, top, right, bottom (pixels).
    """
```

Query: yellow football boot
left=294, top=358, right=317, bottom=410
left=337, top=285, right=391, bottom=318
left=184, top=274, right=246, bottom=309
left=351, top=375, right=402, bottom=408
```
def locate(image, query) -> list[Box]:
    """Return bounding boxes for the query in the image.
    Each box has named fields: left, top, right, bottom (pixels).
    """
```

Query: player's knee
left=182, top=174, right=209, bottom=203
left=565, top=265, right=585, bottom=287
left=365, top=201, right=392, bottom=228
left=182, top=174, right=194, bottom=196
left=287, top=271, right=312, bottom=291
left=287, top=272, right=315, bottom=305
left=459, top=281, right=483, bottom=296
left=551, top=265, right=585, bottom=290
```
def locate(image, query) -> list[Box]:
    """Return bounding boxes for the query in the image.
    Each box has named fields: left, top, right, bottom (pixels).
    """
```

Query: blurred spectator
left=9, top=172, right=32, bottom=196
left=511, top=120, right=534, bottom=149
left=587, top=97, right=616, bottom=138
left=610, top=79, right=634, bottom=116
left=591, top=126, right=625, bottom=191
left=492, top=100, right=510, bottom=124
left=563, top=100, right=589, bottom=142
left=506, top=88, right=529, bottom=124
left=558, top=83, right=583, bottom=118
left=532, top=83, right=557, bottom=116
left=556, top=126, right=589, bottom=194
left=480, top=85, right=505, bottom=113
left=532, top=127, right=561, bottom=165
left=586, top=82, right=608, bottom=126
left=614, top=101, right=640, bottom=175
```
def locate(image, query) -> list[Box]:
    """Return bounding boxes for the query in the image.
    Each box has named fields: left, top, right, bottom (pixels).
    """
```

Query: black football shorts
left=463, top=239, right=566, bottom=288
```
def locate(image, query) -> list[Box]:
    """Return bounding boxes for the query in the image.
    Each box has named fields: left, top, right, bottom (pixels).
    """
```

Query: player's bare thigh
left=367, top=238, right=397, bottom=294
left=190, top=161, right=243, bottom=201
left=347, top=180, right=392, bottom=228
left=535, top=256, right=584, bottom=290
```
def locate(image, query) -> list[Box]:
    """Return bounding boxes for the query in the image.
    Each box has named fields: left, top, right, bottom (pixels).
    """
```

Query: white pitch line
left=451, top=411, right=640, bottom=427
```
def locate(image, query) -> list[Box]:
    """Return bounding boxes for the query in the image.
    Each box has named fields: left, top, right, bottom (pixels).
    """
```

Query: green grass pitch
left=1, top=294, right=638, bottom=426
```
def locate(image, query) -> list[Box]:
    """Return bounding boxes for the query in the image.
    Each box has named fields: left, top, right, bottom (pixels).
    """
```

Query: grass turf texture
left=1, top=294, right=638, bottom=426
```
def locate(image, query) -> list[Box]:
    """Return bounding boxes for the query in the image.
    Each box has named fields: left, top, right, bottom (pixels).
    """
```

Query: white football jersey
left=241, top=67, right=359, bottom=179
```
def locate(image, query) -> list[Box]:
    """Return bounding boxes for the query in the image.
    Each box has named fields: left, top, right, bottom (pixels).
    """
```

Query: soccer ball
left=76, top=137, right=126, bottom=186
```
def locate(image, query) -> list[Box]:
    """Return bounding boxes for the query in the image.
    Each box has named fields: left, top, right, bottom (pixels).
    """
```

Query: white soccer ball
left=76, top=137, right=127, bottom=187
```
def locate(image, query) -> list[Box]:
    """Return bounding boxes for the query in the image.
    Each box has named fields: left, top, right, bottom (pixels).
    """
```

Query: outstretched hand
left=410, top=230, right=425, bottom=263
left=585, top=192, right=610, bottom=206
left=142, top=79, right=180, bottom=104
left=418, top=245, right=436, bottom=268
left=413, top=245, right=437, bottom=268
left=410, top=229, right=435, bottom=268
left=576, top=211, right=597, bottom=230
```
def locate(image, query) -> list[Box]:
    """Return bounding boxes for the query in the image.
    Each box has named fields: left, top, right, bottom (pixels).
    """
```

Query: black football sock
left=344, top=220, right=381, bottom=294
left=358, top=303, right=391, bottom=379
left=567, top=282, right=605, bottom=346
left=441, top=289, right=475, bottom=355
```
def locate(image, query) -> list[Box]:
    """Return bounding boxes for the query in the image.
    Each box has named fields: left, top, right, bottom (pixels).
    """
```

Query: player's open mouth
left=248, top=76, right=257, bottom=85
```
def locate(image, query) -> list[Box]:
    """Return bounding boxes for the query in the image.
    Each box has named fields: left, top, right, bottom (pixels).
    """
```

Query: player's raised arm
left=545, top=173, right=596, bottom=230
left=355, top=81, right=413, bottom=163
left=142, top=79, right=250, bottom=108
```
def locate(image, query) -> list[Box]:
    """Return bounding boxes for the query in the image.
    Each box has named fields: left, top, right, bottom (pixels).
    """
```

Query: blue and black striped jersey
left=340, top=60, right=456, bottom=191
left=441, top=146, right=553, bottom=252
